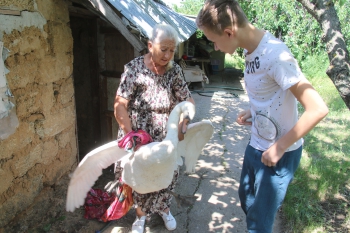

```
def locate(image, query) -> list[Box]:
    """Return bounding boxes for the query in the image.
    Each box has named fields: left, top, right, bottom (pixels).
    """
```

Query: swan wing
left=122, top=101, right=198, bottom=194
left=178, top=120, right=214, bottom=173
left=66, top=140, right=130, bottom=212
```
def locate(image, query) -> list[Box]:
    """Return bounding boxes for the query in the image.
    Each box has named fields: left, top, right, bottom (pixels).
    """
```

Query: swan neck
left=165, top=106, right=181, bottom=141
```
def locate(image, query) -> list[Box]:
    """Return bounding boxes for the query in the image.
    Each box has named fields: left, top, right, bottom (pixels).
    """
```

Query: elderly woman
left=113, top=24, right=195, bottom=232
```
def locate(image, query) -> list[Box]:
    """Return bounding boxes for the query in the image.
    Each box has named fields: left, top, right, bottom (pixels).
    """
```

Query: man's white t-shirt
left=244, top=32, right=304, bottom=152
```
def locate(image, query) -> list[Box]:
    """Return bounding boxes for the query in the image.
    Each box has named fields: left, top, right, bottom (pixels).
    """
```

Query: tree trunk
left=297, top=0, right=350, bottom=109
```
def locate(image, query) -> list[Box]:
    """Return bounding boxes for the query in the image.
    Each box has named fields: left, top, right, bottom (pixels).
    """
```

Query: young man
left=196, top=0, right=329, bottom=232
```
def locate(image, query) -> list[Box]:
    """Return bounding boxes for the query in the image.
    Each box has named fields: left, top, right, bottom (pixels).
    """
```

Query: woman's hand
left=236, top=109, right=252, bottom=126
left=178, top=98, right=195, bottom=141
left=178, top=115, right=190, bottom=141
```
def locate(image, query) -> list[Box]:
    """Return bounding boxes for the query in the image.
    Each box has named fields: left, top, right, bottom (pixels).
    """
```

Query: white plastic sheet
left=0, top=41, right=18, bottom=140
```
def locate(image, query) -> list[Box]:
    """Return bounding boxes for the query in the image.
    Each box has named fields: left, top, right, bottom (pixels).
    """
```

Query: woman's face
left=149, top=38, right=176, bottom=67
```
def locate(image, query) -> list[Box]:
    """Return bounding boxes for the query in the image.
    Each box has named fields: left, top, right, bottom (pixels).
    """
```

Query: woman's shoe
left=159, top=211, right=177, bottom=231
left=131, top=216, right=146, bottom=233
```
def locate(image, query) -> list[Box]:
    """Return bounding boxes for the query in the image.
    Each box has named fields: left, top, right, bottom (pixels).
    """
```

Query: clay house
left=0, top=0, right=197, bottom=231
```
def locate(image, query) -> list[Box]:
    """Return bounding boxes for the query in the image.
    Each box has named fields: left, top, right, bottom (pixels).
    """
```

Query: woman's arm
left=187, top=97, right=195, bottom=105
left=114, top=96, right=132, bottom=134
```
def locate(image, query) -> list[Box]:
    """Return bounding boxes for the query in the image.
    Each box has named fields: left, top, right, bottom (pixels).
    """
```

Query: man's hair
left=196, top=0, right=248, bottom=35
left=149, top=24, right=179, bottom=46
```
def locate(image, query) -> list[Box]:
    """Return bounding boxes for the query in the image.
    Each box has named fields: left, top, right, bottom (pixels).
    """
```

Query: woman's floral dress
left=115, top=55, right=191, bottom=214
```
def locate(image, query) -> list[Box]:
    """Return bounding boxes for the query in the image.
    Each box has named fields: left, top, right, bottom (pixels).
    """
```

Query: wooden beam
left=88, top=18, right=102, bottom=145
left=99, top=75, right=108, bottom=143
left=0, top=9, right=21, bottom=16
left=99, top=26, right=121, bottom=34
left=85, top=0, right=146, bottom=52
left=100, top=70, right=122, bottom=78
left=104, top=110, right=114, bottom=118
left=104, top=110, right=115, bottom=141
left=70, top=0, right=84, bottom=3
left=68, top=5, right=96, bottom=17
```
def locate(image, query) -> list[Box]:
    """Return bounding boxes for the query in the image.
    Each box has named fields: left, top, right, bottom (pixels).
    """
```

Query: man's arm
left=261, top=78, right=329, bottom=167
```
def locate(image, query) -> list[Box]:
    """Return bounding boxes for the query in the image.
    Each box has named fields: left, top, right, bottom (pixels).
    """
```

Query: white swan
left=66, top=101, right=213, bottom=212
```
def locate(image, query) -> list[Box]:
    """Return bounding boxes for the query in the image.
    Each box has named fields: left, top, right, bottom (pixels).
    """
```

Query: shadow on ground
left=31, top=69, right=283, bottom=233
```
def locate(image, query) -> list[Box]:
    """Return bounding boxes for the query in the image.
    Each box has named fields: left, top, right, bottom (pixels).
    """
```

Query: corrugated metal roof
left=107, top=0, right=197, bottom=42
left=156, top=2, right=197, bottom=41
left=84, top=0, right=147, bottom=52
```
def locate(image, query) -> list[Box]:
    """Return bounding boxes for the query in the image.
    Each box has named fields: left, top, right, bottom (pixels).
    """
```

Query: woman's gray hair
left=149, top=24, right=179, bottom=46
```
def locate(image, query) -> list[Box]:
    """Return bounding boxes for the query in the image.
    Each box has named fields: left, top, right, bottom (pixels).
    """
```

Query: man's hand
left=236, top=109, right=252, bottom=126
left=261, top=143, right=284, bottom=167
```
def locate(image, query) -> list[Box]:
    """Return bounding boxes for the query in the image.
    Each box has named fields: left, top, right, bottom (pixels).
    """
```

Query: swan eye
left=183, top=113, right=191, bottom=120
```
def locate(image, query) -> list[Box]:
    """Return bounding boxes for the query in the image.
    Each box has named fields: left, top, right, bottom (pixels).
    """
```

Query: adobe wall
left=0, top=0, right=77, bottom=230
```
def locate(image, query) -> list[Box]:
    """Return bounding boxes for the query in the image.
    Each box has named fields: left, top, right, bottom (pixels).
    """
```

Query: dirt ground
left=31, top=166, right=193, bottom=233
left=31, top=72, right=247, bottom=233
left=29, top=165, right=350, bottom=233
left=29, top=168, right=115, bottom=233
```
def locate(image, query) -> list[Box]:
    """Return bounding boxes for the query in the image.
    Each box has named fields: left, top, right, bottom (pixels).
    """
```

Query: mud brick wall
left=0, top=0, right=77, bottom=230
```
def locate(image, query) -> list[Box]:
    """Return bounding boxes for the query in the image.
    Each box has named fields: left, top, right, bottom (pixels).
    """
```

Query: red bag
left=83, top=130, right=151, bottom=222
left=84, top=188, right=116, bottom=220
left=100, top=183, right=134, bottom=222
left=84, top=183, right=134, bottom=222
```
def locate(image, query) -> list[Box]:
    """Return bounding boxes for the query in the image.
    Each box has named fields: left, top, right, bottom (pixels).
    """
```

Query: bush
left=224, top=52, right=245, bottom=70
left=300, top=52, right=347, bottom=112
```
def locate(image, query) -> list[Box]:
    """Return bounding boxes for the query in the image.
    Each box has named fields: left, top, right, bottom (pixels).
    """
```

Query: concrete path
left=99, top=70, right=282, bottom=233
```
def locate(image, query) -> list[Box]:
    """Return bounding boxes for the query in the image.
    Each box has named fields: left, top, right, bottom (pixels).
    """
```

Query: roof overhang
left=71, top=0, right=197, bottom=52
left=107, top=0, right=197, bottom=43
left=76, top=0, right=147, bottom=52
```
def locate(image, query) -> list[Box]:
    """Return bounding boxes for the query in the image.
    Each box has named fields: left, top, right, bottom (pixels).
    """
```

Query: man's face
left=201, top=26, right=238, bottom=55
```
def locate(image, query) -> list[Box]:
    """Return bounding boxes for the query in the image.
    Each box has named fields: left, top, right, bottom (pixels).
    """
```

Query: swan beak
left=181, top=117, right=190, bottom=134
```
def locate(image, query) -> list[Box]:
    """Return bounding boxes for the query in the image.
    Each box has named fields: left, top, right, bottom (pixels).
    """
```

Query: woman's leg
left=133, top=169, right=179, bottom=231
left=133, top=169, right=179, bottom=214
left=136, top=207, right=146, bottom=217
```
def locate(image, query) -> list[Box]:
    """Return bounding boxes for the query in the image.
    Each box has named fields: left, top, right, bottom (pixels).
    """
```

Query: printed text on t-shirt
left=245, top=57, right=260, bottom=74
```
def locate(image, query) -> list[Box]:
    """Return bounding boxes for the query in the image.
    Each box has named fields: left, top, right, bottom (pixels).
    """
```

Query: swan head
left=180, top=101, right=195, bottom=121
left=180, top=101, right=195, bottom=134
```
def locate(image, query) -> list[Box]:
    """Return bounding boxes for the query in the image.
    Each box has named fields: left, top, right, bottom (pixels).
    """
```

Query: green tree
left=173, top=0, right=205, bottom=16
left=240, top=0, right=350, bottom=109
left=296, top=0, right=350, bottom=109
left=238, top=0, right=323, bottom=60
